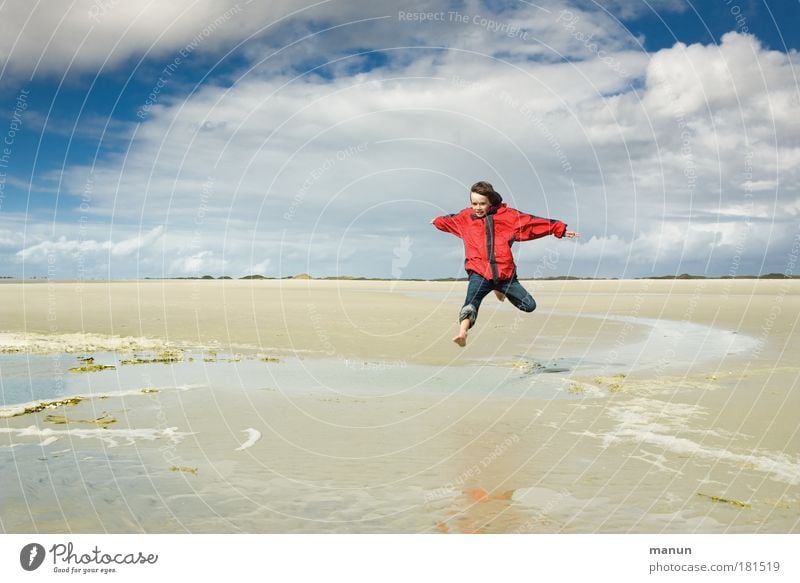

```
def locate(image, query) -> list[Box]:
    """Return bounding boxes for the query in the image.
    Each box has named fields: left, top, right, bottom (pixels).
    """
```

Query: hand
left=564, top=230, right=579, bottom=238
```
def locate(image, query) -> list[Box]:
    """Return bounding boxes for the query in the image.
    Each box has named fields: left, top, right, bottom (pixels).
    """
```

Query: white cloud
left=5, top=2, right=799, bottom=277
left=1, top=0, right=647, bottom=79
left=16, top=225, right=164, bottom=262
left=110, top=225, right=164, bottom=256
left=49, top=29, right=799, bottom=276
left=247, top=259, right=272, bottom=275
left=0, top=1, right=296, bottom=78
left=784, top=198, right=800, bottom=217
left=169, top=250, right=221, bottom=275
left=0, top=228, right=24, bottom=250
left=740, top=180, right=778, bottom=192
left=643, top=32, right=799, bottom=132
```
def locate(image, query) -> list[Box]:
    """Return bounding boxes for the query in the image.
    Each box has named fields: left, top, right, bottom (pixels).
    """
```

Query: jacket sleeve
left=513, top=210, right=567, bottom=241
left=432, top=211, right=465, bottom=238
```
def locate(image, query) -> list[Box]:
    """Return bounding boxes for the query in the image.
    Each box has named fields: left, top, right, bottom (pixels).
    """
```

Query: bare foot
left=453, top=318, right=470, bottom=347
left=494, top=290, right=506, bottom=302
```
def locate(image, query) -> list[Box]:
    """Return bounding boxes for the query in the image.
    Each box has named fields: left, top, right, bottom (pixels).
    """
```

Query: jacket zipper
left=485, top=214, right=499, bottom=281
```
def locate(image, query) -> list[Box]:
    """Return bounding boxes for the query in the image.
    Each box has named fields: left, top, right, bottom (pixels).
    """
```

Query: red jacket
left=433, top=203, right=567, bottom=281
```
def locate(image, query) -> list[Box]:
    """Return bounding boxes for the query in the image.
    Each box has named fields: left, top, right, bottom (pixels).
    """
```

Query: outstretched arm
left=513, top=211, right=569, bottom=241
left=431, top=212, right=464, bottom=237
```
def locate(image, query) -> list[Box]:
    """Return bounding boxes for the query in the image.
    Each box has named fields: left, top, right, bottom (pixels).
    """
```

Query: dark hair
left=470, top=181, right=503, bottom=207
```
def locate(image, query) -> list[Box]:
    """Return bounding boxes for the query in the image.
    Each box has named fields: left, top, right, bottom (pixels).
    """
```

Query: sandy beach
left=1, top=279, right=798, bottom=533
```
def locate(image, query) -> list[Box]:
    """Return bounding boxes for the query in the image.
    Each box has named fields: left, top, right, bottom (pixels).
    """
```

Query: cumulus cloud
left=55, top=28, right=797, bottom=275
left=247, top=259, right=272, bottom=275
left=169, top=250, right=221, bottom=274
left=4, top=1, right=798, bottom=277
left=0, top=1, right=288, bottom=78
left=1, top=0, right=645, bottom=79
left=785, top=198, right=800, bottom=216
left=0, top=227, right=25, bottom=250
left=16, top=225, right=164, bottom=262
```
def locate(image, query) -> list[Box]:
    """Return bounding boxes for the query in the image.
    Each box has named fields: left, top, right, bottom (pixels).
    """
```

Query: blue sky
left=1, top=0, right=798, bottom=279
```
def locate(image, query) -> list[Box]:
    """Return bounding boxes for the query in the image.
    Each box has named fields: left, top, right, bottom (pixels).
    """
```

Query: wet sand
left=1, top=279, right=798, bottom=533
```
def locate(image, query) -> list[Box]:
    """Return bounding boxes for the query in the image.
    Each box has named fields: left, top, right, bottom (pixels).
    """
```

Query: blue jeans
left=459, top=272, right=536, bottom=328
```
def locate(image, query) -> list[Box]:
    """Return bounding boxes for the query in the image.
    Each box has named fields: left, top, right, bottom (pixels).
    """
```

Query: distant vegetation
left=199, top=273, right=799, bottom=281
left=8, top=273, right=798, bottom=282
left=637, top=273, right=797, bottom=280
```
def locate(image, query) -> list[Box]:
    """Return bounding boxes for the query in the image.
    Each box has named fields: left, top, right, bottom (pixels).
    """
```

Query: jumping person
left=431, top=181, right=579, bottom=346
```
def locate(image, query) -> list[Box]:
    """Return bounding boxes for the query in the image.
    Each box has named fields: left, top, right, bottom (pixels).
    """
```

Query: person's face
left=470, top=192, right=492, bottom=217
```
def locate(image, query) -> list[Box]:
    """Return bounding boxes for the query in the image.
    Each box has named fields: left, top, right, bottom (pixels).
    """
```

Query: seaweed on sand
left=120, top=349, right=183, bottom=365
left=697, top=492, right=752, bottom=509
left=44, top=413, right=116, bottom=426
left=10, top=397, right=85, bottom=417
left=68, top=364, right=116, bottom=373
left=593, top=373, right=627, bottom=393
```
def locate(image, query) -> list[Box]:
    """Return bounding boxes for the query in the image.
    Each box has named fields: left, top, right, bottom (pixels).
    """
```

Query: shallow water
left=3, top=376, right=797, bottom=534
left=0, top=350, right=588, bottom=411
left=0, top=353, right=74, bottom=407
left=0, top=307, right=760, bottom=410
left=1, top=316, right=797, bottom=534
